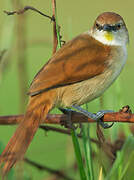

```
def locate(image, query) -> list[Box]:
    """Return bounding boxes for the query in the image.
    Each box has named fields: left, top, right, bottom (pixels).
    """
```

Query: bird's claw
left=95, top=110, right=114, bottom=129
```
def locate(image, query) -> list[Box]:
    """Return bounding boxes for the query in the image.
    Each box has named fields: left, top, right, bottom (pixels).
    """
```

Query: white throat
left=88, top=29, right=127, bottom=47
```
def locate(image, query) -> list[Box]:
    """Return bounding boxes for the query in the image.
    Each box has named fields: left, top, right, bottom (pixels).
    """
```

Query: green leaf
left=71, top=129, right=87, bottom=180
left=82, top=124, right=94, bottom=180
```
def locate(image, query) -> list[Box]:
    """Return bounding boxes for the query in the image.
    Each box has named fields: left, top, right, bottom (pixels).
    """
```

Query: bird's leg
left=72, top=106, right=114, bottom=129
left=59, top=108, right=76, bottom=115
left=59, top=108, right=78, bottom=130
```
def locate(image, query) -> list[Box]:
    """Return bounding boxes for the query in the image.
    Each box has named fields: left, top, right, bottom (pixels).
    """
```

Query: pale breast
left=57, top=45, right=127, bottom=107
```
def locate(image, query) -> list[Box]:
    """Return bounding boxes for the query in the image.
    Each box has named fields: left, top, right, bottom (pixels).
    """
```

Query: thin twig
left=4, top=6, right=54, bottom=21
left=40, top=125, right=72, bottom=134
left=24, top=158, right=74, bottom=180
left=39, top=125, right=99, bottom=145
left=4, top=5, right=64, bottom=54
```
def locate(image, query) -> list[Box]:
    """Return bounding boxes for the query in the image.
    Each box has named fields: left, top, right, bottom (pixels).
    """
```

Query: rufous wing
left=28, top=33, right=111, bottom=96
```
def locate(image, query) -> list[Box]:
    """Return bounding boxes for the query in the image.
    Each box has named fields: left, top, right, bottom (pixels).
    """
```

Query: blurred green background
left=0, top=0, right=134, bottom=179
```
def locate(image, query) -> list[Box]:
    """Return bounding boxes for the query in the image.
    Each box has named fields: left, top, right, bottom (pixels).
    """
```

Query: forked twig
left=4, top=6, right=55, bottom=21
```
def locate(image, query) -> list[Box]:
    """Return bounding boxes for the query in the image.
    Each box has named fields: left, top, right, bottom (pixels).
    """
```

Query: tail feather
left=0, top=96, right=52, bottom=177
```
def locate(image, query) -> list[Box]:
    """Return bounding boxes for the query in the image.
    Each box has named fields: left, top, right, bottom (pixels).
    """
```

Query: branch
left=4, top=4, right=64, bottom=54
left=4, top=6, right=54, bottom=21
left=39, top=125, right=99, bottom=145
left=24, top=158, right=73, bottom=180
left=0, top=106, right=133, bottom=125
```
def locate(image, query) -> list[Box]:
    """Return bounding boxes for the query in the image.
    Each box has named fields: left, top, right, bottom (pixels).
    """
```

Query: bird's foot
left=95, top=110, right=114, bottom=128
left=59, top=108, right=78, bottom=130
left=72, top=106, right=114, bottom=129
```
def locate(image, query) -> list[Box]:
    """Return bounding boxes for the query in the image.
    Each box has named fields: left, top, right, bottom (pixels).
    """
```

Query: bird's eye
left=117, top=24, right=121, bottom=29
left=96, top=23, right=99, bottom=28
left=95, top=23, right=103, bottom=31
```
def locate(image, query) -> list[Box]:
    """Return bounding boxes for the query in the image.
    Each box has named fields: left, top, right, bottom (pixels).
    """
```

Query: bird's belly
left=57, top=64, right=124, bottom=108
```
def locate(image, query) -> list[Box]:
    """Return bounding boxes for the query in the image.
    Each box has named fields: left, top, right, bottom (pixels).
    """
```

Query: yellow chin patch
left=104, top=32, right=114, bottom=41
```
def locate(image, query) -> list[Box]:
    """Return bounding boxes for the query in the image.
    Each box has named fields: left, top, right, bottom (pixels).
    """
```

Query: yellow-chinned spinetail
left=0, top=12, right=129, bottom=176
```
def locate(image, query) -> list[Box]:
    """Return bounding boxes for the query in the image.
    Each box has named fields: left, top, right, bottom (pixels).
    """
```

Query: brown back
left=28, top=33, right=111, bottom=96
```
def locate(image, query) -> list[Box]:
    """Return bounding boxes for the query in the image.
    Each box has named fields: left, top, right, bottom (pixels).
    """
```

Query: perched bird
left=0, top=12, right=129, bottom=176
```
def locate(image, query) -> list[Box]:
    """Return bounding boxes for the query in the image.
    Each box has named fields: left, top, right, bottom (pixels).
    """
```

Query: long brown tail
left=0, top=94, right=52, bottom=177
